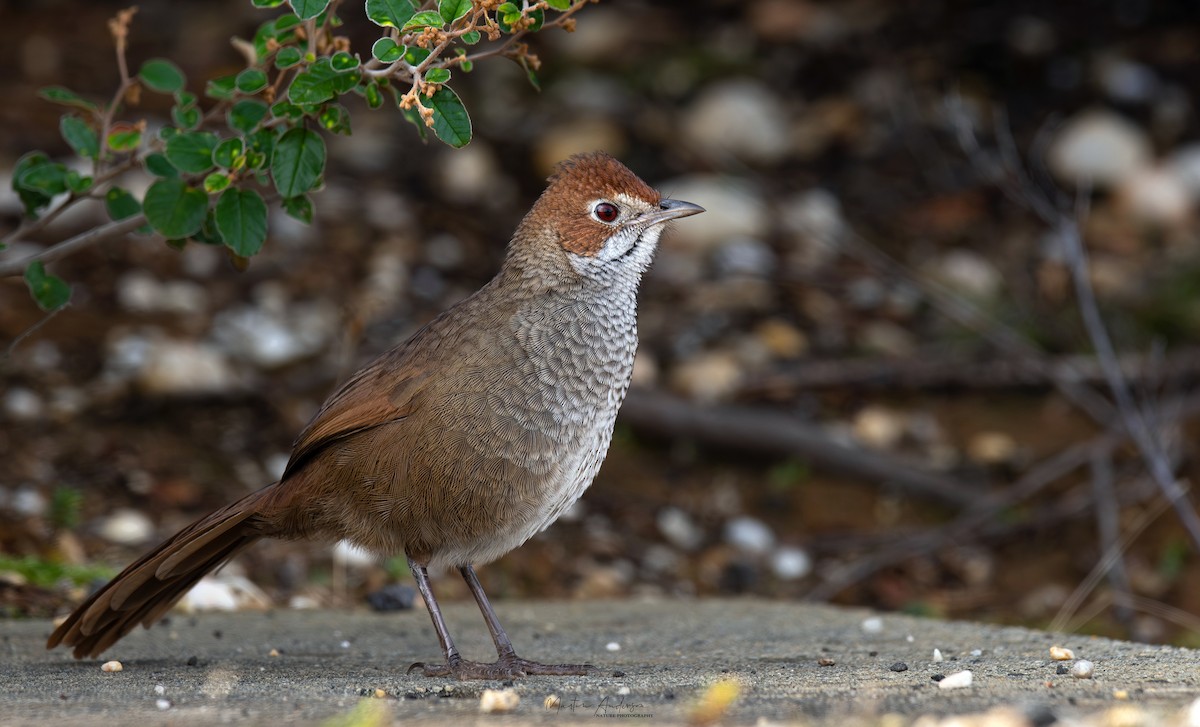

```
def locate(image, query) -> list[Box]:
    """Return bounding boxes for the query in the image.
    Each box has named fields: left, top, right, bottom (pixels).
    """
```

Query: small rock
left=1071, top=660, right=1094, bottom=679
left=669, top=350, right=743, bottom=403
left=933, top=648, right=944, bottom=663
left=617, top=686, right=630, bottom=696
left=967, top=431, right=1019, bottom=466
left=1049, top=645, right=1075, bottom=661
left=683, top=80, right=790, bottom=164
left=769, top=546, right=811, bottom=580
left=780, top=189, right=845, bottom=269
left=178, top=574, right=271, bottom=612
left=861, top=617, right=883, bottom=634
left=852, top=406, right=907, bottom=450
left=116, top=272, right=208, bottom=315
left=754, top=319, right=808, bottom=359
left=154, top=685, right=165, bottom=695
left=1116, top=164, right=1192, bottom=226
left=723, top=516, right=775, bottom=556
left=889, top=662, right=908, bottom=672
left=211, top=302, right=338, bottom=369
left=98, top=509, right=154, bottom=545
left=13, top=488, right=46, bottom=517
left=656, top=176, right=769, bottom=252
left=712, top=237, right=776, bottom=278
left=137, top=339, right=239, bottom=395
left=366, top=584, right=416, bottom=612
left=1048, top=110, right=1152, bottom=189
left=938, top=670, right=973, bottom=690
left=101, top=661, right=123, bottom=673
left=657, top=507, right=704, bottom=551
left=606, top=642, right=621, bottom=652
left=1056, top=664, right=1069, bottom=675
left=930, top=250, right=1003, bottom=299
left=3, top=387, right=44, bottom=421
left=544, top=695, right=561, bottom=710
left=155, top=699, right=171, bottom=711
left=818, top=658, right=835, bottom=667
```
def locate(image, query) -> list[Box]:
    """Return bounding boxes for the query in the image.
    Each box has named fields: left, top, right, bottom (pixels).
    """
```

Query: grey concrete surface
left=2, top=599, right=1197, bottom=725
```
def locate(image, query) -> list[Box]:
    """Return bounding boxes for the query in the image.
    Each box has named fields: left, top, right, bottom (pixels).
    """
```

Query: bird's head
left=507, top=152, right=704, bottom=287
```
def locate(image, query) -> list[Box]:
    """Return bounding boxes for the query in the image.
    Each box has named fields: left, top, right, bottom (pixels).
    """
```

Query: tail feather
left=48, top=488, right=272, bottom=659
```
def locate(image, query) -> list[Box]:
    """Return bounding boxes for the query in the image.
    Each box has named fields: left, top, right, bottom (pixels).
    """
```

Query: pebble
left=889, top=662, right=908, bottom=672
left=852, top=406, right=907, bottom=450
left=937, top=670, right=973, bottom=690
left=712, top=237, right=776, bottom=278
left=780, top=189, right=845, bottom=270
left=617, top=686, right=630, bottom=696
left=606, top=642, right=621, bottom=652
left=1056, top=664, right=1069, bottom=675
left=656, top=175, right=769, bottom=253
left=861, top=617, right=883, bottom=634
left=101, top=661, right=123, bottom=673
left=3, top=387, right=44, bottom=421
left=178, top=574, right=271, bottom=612
left=668, top=350, right=743, bottom=403
left=930, top=250, right=1003, bottom=300
left=967, top=432, right=1019, bottom=466
left=116, top=271, right=208, bottom=315
left=544, top=695, right=561, bottom=710
left=818, top=658, right=835, bottom=667
left=1116, top=164, right=1192, bottom=226
left=933, top=648, right=944, bottom=662
left=1049, top=645, right=1075, bottom=661
left=12, top=488, right=46, bottom=517
left=366, top=584, right=416, bottom=612
left=1048, top=110, right=1152, bottom=189
left=657, top=507, right=704, bottom=551
left=136, top=339, right=239, bottom=395
left=1070, top=660, right=1094, bottom=679
left=723, top=516, right=775, bottom=556
left=754, top=319, right=808, bottom=359
left=154, top=685, right=165, bottom=695
left=211, top=302, right=338, bottom=368
left=683, top=80, right=790, bottom=164
left=155, top=699, right=171, bottom=711
left=769, top=546, right=811, bottom=580
left=97, top=509, right=154, bottom=545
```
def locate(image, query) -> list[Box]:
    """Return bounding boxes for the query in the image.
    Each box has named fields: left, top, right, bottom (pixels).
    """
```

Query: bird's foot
left=409, top=656, right=594, bottom=680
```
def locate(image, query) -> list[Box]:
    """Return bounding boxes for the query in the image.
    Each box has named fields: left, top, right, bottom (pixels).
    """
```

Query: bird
left=46, top=151, right=704, bottom=679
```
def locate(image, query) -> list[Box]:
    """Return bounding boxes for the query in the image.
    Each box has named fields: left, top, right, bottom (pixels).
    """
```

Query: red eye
left=593, top=202, right=619, bottom=222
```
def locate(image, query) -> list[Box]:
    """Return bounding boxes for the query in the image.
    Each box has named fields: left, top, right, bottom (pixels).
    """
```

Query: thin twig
left=0, top=213, right=148, bottom=278
left=4, top=305, right=67, bottom=359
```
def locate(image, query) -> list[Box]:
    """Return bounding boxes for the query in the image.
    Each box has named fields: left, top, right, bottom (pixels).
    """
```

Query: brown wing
left=282, top=335, right=431, bottom=480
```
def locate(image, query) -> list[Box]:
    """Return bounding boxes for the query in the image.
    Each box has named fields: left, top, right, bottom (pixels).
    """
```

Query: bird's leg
left=458, top=564, right=594, bottom=677
left=406, top=558, right=464, bottom=676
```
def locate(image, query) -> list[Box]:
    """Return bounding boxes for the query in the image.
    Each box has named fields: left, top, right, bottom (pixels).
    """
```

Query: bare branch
left=0, top=213, right=148, bottom=278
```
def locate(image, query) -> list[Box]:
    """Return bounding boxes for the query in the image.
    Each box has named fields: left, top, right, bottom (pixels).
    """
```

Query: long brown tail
left=47, top=487, right=274, bottom=659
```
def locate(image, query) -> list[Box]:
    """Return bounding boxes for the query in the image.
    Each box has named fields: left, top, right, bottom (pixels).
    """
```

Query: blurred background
left=2, top=0, right=1199, bottom=646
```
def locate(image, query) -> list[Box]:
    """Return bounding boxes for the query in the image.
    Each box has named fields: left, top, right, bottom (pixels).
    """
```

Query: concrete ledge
left=3, top=599, right=1197, bottom=725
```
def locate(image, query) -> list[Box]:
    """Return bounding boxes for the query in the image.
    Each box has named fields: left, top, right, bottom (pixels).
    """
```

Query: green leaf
left=106, top=124, right=143, bottom=152
left=215, top=188, right=268, bottom=257
left=422, top=86, right=471, bottom=148
left=460, top=30, right=481, bottom=45
left=404, top=46, right=430, bottom=65
left=438, top=0, right=471, bottom=23
left=143, top=178, right=208, bottom=238
left=248, top=128, right=280, bottom=165
left=24, top=261, right=71, bottom=311
left=272, top=128, right=326, bottom=197
left=60, top=115, right=98, bottom=159
left=12, top=153, right=55, bottom=215
left=372, top=38, right=404, bottom=63
left=203, top=172, right=232, bottom=194
left=318, top=104, right=351, bottom=135
left=364, top=81, right=383, bottom=109
left=213, top=137, right=245, bottom=168
left=518, top=55, right=540, bottom=91
left=275, top=47, right=303, bottom=68
left=139, top=59, right=186, bottom=93
left=193, top=209, right=225, bottom=245
left=236, top=68, right=269, bottom=94
left=282, top=194, right=313, bottom=224
left=251, top=0, right=286, bottom=6
left=104, top=187, right=148, bottom=233
left=288, top=58, right=359, bottom=105
left=65, top=171, right=93, bottom=195
left=366, top=0, right=417, bottom=28
left=403, top=10, right=445, bottom=30
left=206, top=74, right=238, bottom=100
left=546, top=0, right=571, bottom=9
left=176, top=90, right=198, bottom=108
left=39, top=86, right=98, bottom=112
left=289, top=0, right=330, bottom=19
left=172, top=104, right=202, bottom=130
left=144, top=152, right=179, bottom=178
left=229, top=99, right=270, bottom=134
left=425, top=68, right=451, bottom=85
left=166, top=131, right=219, bottom=174
left=16, top=160, right=69, bottom=197
left=330, top=51, right=360, bottom=71
left=455, top=48, right=473, bottom=72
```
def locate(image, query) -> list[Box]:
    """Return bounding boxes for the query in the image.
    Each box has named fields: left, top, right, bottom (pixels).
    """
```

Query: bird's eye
left=593, top=202, right=619, bottom=223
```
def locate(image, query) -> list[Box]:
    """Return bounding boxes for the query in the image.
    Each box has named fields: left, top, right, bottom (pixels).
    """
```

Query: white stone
left=684, top=80, right=790, bottom=164
left=138, top=340, right=238, bottom=395
left=179, top=574, right=271, bottom=613
left=933, top=648, right=944, bottom=662
left=606, top=641, right=621, bottom=652
left=852, top=406, right=907, bottom=450
left=938, top=670, right=973, bottom=689
left=117, top=272, right=209, bottom=315
left=98, top=508, right=154, bottom=545
left=4, top=387, right=44, bottom=421
left=669, top=350, right=743, bottom=403
left=781, top=188, right=846, bottom=249
left=724, top=516, right=775, bottom=555
left=930, top=250, right=1003, bottom=299
left=770, top=546, right=811, bottom=580
left=1185, top=695, right=1200, bottom=727
left=1117, top=164, right=1192, bottom=225
left=1048, top=110, right=1152, bottom=188
left=479, top=688, right=520, bottom=714
left=1071, top=660, right=1094, bottom=679
left=211, top=302, right=338, bottom=368
left=861, top=617, right=883, bottom=634
left=657, top=507, right=704, bottom=551
left=656, top=176, right=768, bottom=252
left=12, top=488, right=46, bottom=517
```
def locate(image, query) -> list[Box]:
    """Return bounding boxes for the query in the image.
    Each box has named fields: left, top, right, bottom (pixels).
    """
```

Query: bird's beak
left=641, top=198, right=705, bottom=226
